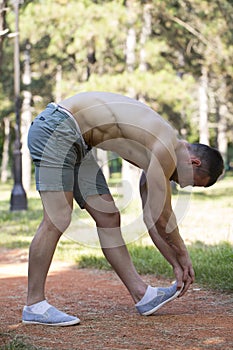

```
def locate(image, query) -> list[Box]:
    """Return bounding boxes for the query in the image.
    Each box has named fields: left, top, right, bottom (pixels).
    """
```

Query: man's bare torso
left=60, top=92, right=178, bottom=171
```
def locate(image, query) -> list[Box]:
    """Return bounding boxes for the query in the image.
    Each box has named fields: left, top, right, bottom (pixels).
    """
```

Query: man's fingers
left=183, top=266, right=195, bottom=285
left=190, top=266, right=195, bottom=283
left=177, top=268, right=194, bottom=297
left=174, top=267, right=184, bottom=290
left=174, top=265, right=195, bottom=297
left=178, top=270, right=194, bottom=297
left=182, top=267, right=189, bottom=282
left=178, top=279, right=191, bottom=297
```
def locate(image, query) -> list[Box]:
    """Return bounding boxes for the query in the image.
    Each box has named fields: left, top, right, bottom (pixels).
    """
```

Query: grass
left=78, top=241, right=233, bottom=292
left=0, top=173, right=232, bottom=292
left=0, top=334, right=44, bottom=350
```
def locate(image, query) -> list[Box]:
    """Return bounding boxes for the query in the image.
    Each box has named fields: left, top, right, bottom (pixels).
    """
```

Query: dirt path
left=0, top=249, right=232, bottom=350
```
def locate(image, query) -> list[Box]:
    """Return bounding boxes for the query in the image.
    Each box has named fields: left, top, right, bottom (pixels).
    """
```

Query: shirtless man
left=23, top=92, right=224, bottom=326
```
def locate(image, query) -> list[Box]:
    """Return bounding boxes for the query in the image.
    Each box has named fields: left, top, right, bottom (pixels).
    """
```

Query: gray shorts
left=28, top=103, right=110, bottom=208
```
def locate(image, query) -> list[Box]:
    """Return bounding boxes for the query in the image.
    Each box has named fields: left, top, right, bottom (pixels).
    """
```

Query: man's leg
left=27, top=191, right=73, bottom=306
left=23, top=191, right=80, bottom=326
left=84, top=192, right=184, bottom=316
left=84, top=193, right=147, bottom=304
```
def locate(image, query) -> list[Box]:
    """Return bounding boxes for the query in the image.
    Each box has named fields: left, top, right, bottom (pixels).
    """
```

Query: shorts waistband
left=48, top=102, right=91, bottom=151
left=49, top=102, right=74, bottom=119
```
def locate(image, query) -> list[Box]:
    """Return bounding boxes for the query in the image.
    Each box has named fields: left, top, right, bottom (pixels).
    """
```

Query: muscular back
left=60, top=92, right=177, bottom=172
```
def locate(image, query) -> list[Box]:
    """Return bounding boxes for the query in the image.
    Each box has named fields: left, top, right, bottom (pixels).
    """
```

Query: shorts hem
left=76, top=188, right=111, bottom=209
left=36, top=185, right=73, bottom=192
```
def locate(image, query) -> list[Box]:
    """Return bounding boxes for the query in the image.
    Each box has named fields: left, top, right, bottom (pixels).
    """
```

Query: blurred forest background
left=0, top=0, right=233, bottom=192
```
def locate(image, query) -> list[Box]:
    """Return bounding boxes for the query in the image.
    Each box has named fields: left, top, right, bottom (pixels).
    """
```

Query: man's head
left=187, top=143, right=224, bottom=187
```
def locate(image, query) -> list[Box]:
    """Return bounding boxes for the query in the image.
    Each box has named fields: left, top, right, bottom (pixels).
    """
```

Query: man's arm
left=144, top=151, right=195, bottom=295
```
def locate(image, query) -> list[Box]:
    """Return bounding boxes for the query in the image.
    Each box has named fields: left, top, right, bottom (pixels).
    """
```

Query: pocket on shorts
left=35, top=109, right=68, bottom=131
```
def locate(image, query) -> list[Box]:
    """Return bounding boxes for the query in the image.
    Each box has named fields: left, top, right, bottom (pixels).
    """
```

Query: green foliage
left=0, top=0, right=233, bottom=292
left=78, top=254, right=111, bottom=270
left=0, top=175, right=232, bottom=292
left=77, top=242, right=173, bottom=276
left=77, top=242, right=233, bottom=292
left=0, top=193, right=42, bottom=250
left=0, top=335, right=42, bottom=350
left=189, top=241, right=233, bottom=291
left=1, top=0, right=232, bottom=157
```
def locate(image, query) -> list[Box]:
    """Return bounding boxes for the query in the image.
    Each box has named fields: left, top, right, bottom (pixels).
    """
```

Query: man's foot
left=135, top=282, right=182, bottom=316
left=22, top=305, right=80, bottom=326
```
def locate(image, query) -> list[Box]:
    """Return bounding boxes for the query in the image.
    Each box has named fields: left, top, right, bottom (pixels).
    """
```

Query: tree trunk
left=217, top=103, right=228, bottom=169
left=55, top=64, right=62, bottom=102
left=199, top=66, right=209, bottom=145
left=125, top=22, right=136, bottom=99
left=86, top=37, right=96, bottom=81
left=0, top=0, right=8, bottom=70
left=139, top=3, right=151, bottom=72
left=125, top=0, right=136, bottom=75
left=122, top=0, right=140, bottom=200
left=0, top=117, right=10, bottom=182
left=126, top=26, right=136, bottom=74
left=21, top=42, right=32, bottom=191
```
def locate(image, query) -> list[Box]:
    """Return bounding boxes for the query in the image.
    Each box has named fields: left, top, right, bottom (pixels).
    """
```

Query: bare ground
left=0, top=248, right=232, bottom=350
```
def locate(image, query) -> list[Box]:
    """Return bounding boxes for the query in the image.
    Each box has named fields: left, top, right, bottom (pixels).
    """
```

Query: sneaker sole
left=141, top=288, right=182, bottom=316
left=22, top=318, right=80, bottom=326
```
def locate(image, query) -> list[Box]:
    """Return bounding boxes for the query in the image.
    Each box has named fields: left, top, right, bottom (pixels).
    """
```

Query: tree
left=1, top=0, right=233, bottom=187
left=199, top=66, right=209, bottom=145
left=0, top=1, right=11, bottom=182
left=149, top=0, right=233, bottom=160
left=1, top=116, right=10, bottom=182
left=21, top=40, right=32, bottom=191
left=0, top=0, right=8, bottom=69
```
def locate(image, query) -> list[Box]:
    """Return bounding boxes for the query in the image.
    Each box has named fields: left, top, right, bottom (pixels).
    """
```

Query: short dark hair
left=189, top=143, right=224, bottom=187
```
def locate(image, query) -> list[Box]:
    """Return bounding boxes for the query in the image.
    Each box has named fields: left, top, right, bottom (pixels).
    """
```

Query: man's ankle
left=27, top=296, right=46, bottom=306
left=132, top=284, right=148, bottom=304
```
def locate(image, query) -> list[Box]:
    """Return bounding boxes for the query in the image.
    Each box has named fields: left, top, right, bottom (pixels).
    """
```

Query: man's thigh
left=40, top=191, right=73, bottom=232
left=73, top=151, right=111, bottom=209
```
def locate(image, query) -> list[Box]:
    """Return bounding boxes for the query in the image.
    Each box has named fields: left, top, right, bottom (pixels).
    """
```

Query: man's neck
left=172, top=141, right=192, bottom=186
left=170, top=169, right=178, bottom=182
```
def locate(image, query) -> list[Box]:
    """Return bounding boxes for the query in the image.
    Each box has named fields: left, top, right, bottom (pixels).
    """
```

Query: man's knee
left=43, top=210, right=72, bottom=233
left=85, top=194, right=121, bottom=228
left=96, top=208, right=120, bottom=228
left=92, top=202, right=120, bottom=228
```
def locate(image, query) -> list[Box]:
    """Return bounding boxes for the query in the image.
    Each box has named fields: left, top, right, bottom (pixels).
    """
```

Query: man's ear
left=191, top=156, right=201, bottom=167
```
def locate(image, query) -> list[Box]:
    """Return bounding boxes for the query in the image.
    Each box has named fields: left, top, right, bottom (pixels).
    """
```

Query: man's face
left=178, top=167, right=210, bottom=188
left=193, top=169, right=210, bottom=187
left=192, top=168, right=210, bottom=187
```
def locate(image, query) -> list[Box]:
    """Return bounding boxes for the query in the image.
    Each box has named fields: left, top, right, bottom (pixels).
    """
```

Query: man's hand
left=174, top=251, right=195, bottom=297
